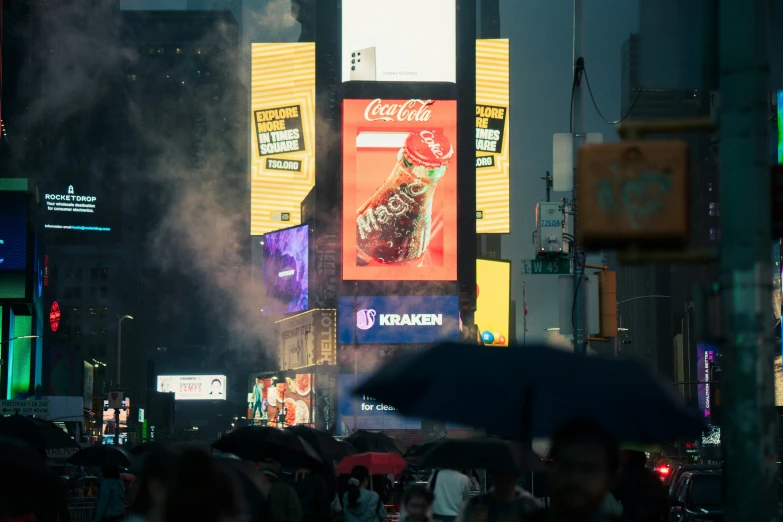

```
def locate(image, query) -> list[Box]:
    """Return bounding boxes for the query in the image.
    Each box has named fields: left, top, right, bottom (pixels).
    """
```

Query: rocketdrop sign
left=338, top=296, right=459, bottom=344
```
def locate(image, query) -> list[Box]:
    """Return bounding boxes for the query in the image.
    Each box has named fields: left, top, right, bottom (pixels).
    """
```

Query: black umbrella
left=417, top=437, right=545, bottom=473
left=287, top=426, right=357, bottom=461
left=345, top=431, right=406, bottom=455
left=67, top=445, right=134, bottom=468
left=129, top=442, right=164, bottom=456
left=357, top=343, right=705, bottom=444
left=213, top=427, right=325, bottom=471
left=404, top=441, right=438, bottom=460
left=0, top=415, right=79, bottom=455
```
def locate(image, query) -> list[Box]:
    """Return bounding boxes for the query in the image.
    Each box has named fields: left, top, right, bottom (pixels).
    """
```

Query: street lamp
left=116, top=315, right=133, bottom=387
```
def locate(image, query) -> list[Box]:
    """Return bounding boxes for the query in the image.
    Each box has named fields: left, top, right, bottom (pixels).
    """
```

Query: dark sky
left=121, top=0, right=640, bottom=343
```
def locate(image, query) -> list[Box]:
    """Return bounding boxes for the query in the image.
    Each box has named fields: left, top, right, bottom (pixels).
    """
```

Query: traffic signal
left=578, top=141, right=690, bottom=250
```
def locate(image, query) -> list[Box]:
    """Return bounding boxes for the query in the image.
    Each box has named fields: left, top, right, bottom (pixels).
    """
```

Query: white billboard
left=341, top=0, right=456, bottom=83
left=156, top=375, right=227, bottom=401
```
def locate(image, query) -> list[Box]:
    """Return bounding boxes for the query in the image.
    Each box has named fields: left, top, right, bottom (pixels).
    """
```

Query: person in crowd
left=457, top=470, right=541, bottom=522
left=397, top=468, right=419, bottom=503
left=342, top=466, right=386, bottom=522
left=612, top=450, right=667, bottom=522
left=401, top=484, right=435, bottom=522
left=128, top=448, right=178, bottom=522
left=261, top=457, right=303, bottom=522
left=429, top=468, right=471, bottom=522
left=94, top=466, right=126, bottom=522
left=332, top=491, right=344, bottom=522
left=526, top=419, right=620, bottom=522
left=164, top=449, right=244, bottom=522
left=252, top=377, right=265, bottom=420
left=0, top=436, right=71, bottom=522
left=294, top=468, right=333, bottom=522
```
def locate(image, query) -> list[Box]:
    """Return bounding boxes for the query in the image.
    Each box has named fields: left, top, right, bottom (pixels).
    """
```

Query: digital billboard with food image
left=247, top=373, right=314, bottom=427
left=342, top=99, right=458, bottom=281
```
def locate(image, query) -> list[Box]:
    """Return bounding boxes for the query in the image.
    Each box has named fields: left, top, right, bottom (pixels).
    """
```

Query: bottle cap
left=404, top=130, right=454, bottom=168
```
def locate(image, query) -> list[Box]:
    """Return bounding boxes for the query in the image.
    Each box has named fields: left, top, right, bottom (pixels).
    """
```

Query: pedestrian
left=401, top=484, right=434, bottom=522
left=294, top=468, right=333, bottom=522
left=428, top=469, right=471, bottom=522
left=397, top=467, right=418, bottom=503
left=128, top=448, right=178, bottom=522
left=93, top=466, right=126, bottom=522
left=525, top=419, right=620, bottom=522
left=342, top=466, right=386, bottom=522
left=252, top=377, right=265, bottom=421
left=457, top=471, right=541, bottom=522
left=260, top=457, right=303, bottom=522
left=164, top=449, right=244, bottom=522
left=612, top=450, right=667, bottom=522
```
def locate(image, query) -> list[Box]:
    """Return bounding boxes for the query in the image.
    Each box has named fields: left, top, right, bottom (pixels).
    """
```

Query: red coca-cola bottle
left=356, top=129, right=454, bottom=265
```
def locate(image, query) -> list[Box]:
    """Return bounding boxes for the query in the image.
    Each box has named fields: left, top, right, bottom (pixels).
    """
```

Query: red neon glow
left=49, top=301, right=61, bottom=332
left=43, top=255, right=50, bottom=287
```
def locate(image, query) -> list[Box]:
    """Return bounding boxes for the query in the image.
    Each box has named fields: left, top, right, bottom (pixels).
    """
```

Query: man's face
left=404, top=496, right=430, bottom=522
left=549, top=442, right=614, bottom=518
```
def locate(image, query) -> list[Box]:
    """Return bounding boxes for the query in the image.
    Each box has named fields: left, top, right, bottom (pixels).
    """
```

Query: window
left=65, top=288, right=73, bottom=299
left=89, top=307, right=97, bottom=316
left=98, top=345, right=106, bottom=357
left=90, top=288, right=98, bottom=298
left=101, top=268, right=108, bottom=280
left=88, top=345, right=97, bottom=357
left=100, top=307, right=108, bottom=319
left=100, top=326, right=107, bottom=337
left=74, top=267, right=82, bottom=279
left=90, top=268, right=99, bottom=279
left=708, top=182, right=713, bottom=192
left=72, top=307, right=82, bottom=319
left=709, top=228, right=723, bottom=242
left=100, top=287, right=108, bottom=298
left=708, top=202, right=719, bottom=217
left=74, top=326, right=82, bottom=339
left=74, top=288, right=82, bottom=299
left=91, top=327, right=98, bottom=337
left=65, top=266, right=74, bottom=279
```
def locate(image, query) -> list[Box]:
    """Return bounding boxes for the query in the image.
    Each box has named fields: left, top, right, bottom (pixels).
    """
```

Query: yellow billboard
left=475, top=259, right=511, bottom=346
left=250, top=43, right=316, bottom=235
left=476, top=39, right=510, bottom=234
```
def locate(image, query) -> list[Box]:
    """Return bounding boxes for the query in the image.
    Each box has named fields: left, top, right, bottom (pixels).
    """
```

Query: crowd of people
left=2, top=419, right=672, bottom=522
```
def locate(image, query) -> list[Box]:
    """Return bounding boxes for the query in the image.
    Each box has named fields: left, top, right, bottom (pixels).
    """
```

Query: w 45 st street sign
left=521, top=259, right=571, bottom=275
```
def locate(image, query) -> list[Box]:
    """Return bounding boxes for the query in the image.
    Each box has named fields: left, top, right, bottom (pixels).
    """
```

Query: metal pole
left=571, top=0, right=586, bottom=355
left=116, top=320, right=122, bottom=387
left=523, top=281, right=527, bottom=346
left=719, top=0, right=776, bottom=520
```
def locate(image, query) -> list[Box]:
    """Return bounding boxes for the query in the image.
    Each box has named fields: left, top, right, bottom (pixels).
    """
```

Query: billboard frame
left=475, top=257, right=512, bottom=346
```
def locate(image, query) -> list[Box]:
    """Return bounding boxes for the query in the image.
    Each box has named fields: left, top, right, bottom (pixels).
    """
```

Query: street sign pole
left=571, top=0, right=586, bottom=356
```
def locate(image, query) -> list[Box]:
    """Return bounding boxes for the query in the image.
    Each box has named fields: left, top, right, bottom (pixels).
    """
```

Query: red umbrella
left=335, top=452, right=407, bottom=475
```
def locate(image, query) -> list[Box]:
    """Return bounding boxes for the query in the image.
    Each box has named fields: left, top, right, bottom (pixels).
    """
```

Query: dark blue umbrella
left=356, top=343, right=705, bottom=444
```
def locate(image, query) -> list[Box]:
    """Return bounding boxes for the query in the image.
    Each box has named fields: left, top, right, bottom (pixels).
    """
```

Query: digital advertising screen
left=476, top=39, right=510, bottom=233
left=341, top=0, right=456, bottom=83
left=0, top=191, right=28, bottom=271
left=250, top=43, right=316, bottom=235
left=342, top=99, right=458, bottom=281
left=778, top=90, right=783, bottom=164
left=156, top=375, right=227, bottom=401
left=276, top=309, right=337, bottom=370
left=337, top=373, right=420, bottom=433
left=475, top=259, right=511, bottom=346
left=696, top=343, right=720, bottom=420
left=102, top=397, right=129, bottom=443
left=247, top=373, right=314, bottom=428
left=338, top=295, right=460, bottom=344
left=262, top=224, right=309, bottom=316
left=42, top=183, right=114, bottom=234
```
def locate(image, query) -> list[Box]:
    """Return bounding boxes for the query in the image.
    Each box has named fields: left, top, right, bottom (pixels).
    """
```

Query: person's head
left=131, top=448, right=178, bottom=519
left=165, top=449, right=243, bottom=522
left=548, top=419, right=619, bottom=519
left=103, top=465, right=121, bottom=480
left=402, top=484, right=434, bottom=522
left=620, top=449, right=647, bottom=470
left=211, top=379, right=222, bottom=393
left=490, top=471, right=518, bottom=498
left=256, top=377, right=262, bottom=385
left=347, top=466, right=370, bottom=506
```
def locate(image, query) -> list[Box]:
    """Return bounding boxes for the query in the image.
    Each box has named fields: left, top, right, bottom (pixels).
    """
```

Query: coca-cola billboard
left=341, top=0, right=456, bottom=83
left=342, top=98, right=458, bottom=281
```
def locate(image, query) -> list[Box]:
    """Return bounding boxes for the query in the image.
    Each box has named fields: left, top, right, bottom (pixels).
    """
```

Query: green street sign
left=521, top=259, right=571, bottom=275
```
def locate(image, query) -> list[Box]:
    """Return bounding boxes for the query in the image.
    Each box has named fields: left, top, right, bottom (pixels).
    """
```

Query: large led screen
left=341, top=0, right=456, bottom=83
left=250, top=43, right=316, bottom=235
left=42, top=183, right=115, bottom=234
left=0, top=192, right=27, bottom=271
left=338, top=295, right=460, bottom=344
left=342, top=99, right=458, bottom=281
left=476, top=40, right=510, bottom=233
left=338, top=373, right=420, bottom=433
left=696, top=343, right=720, bottom=420
left=247, top=373, right=314, bottom=428
left=262, top=224, right=309, bottom=316
left=475, top=259, right=511, bottom=346
left=156, top=375, right=227, bottom=401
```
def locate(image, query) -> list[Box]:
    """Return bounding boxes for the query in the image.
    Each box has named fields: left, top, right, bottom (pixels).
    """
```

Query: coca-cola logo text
left=364, top=99, right=433, bottom=122
left=420, top=130, right=444, bottom=158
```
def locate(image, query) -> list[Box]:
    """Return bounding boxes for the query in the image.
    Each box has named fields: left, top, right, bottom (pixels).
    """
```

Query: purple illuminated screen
left=262, top=224, right=309, bottom=315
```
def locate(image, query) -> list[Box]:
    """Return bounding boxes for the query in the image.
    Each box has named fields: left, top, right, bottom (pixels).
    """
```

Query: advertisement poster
left=262, top=224, right=309, bottom=316
left=696, top=343, right=720, bottom=419
left=0, top=192, right=27, bottom=271
left=42, top=183, right=114, bottom=234
left=342, top=99, right=458, bottom=281
left=83, top=361, right=94, bottom=409
left=277, top=309, right=337, bottom=370
left=337, top=373, right=420, bottom=433
left=341, top=0, right=456, bottom=83
left=156, top=375, right=227, bottom=401
left=338, top=296, right=460, bottom=344
left=475, top=259, right=511, bottom=346
left=102, top=397, right=129, bottom=443
left=476, top=40, right=510, bottom=233
left=250, top=43, right=316, bottom=235
left=247, top=373, right=315, bottom=428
